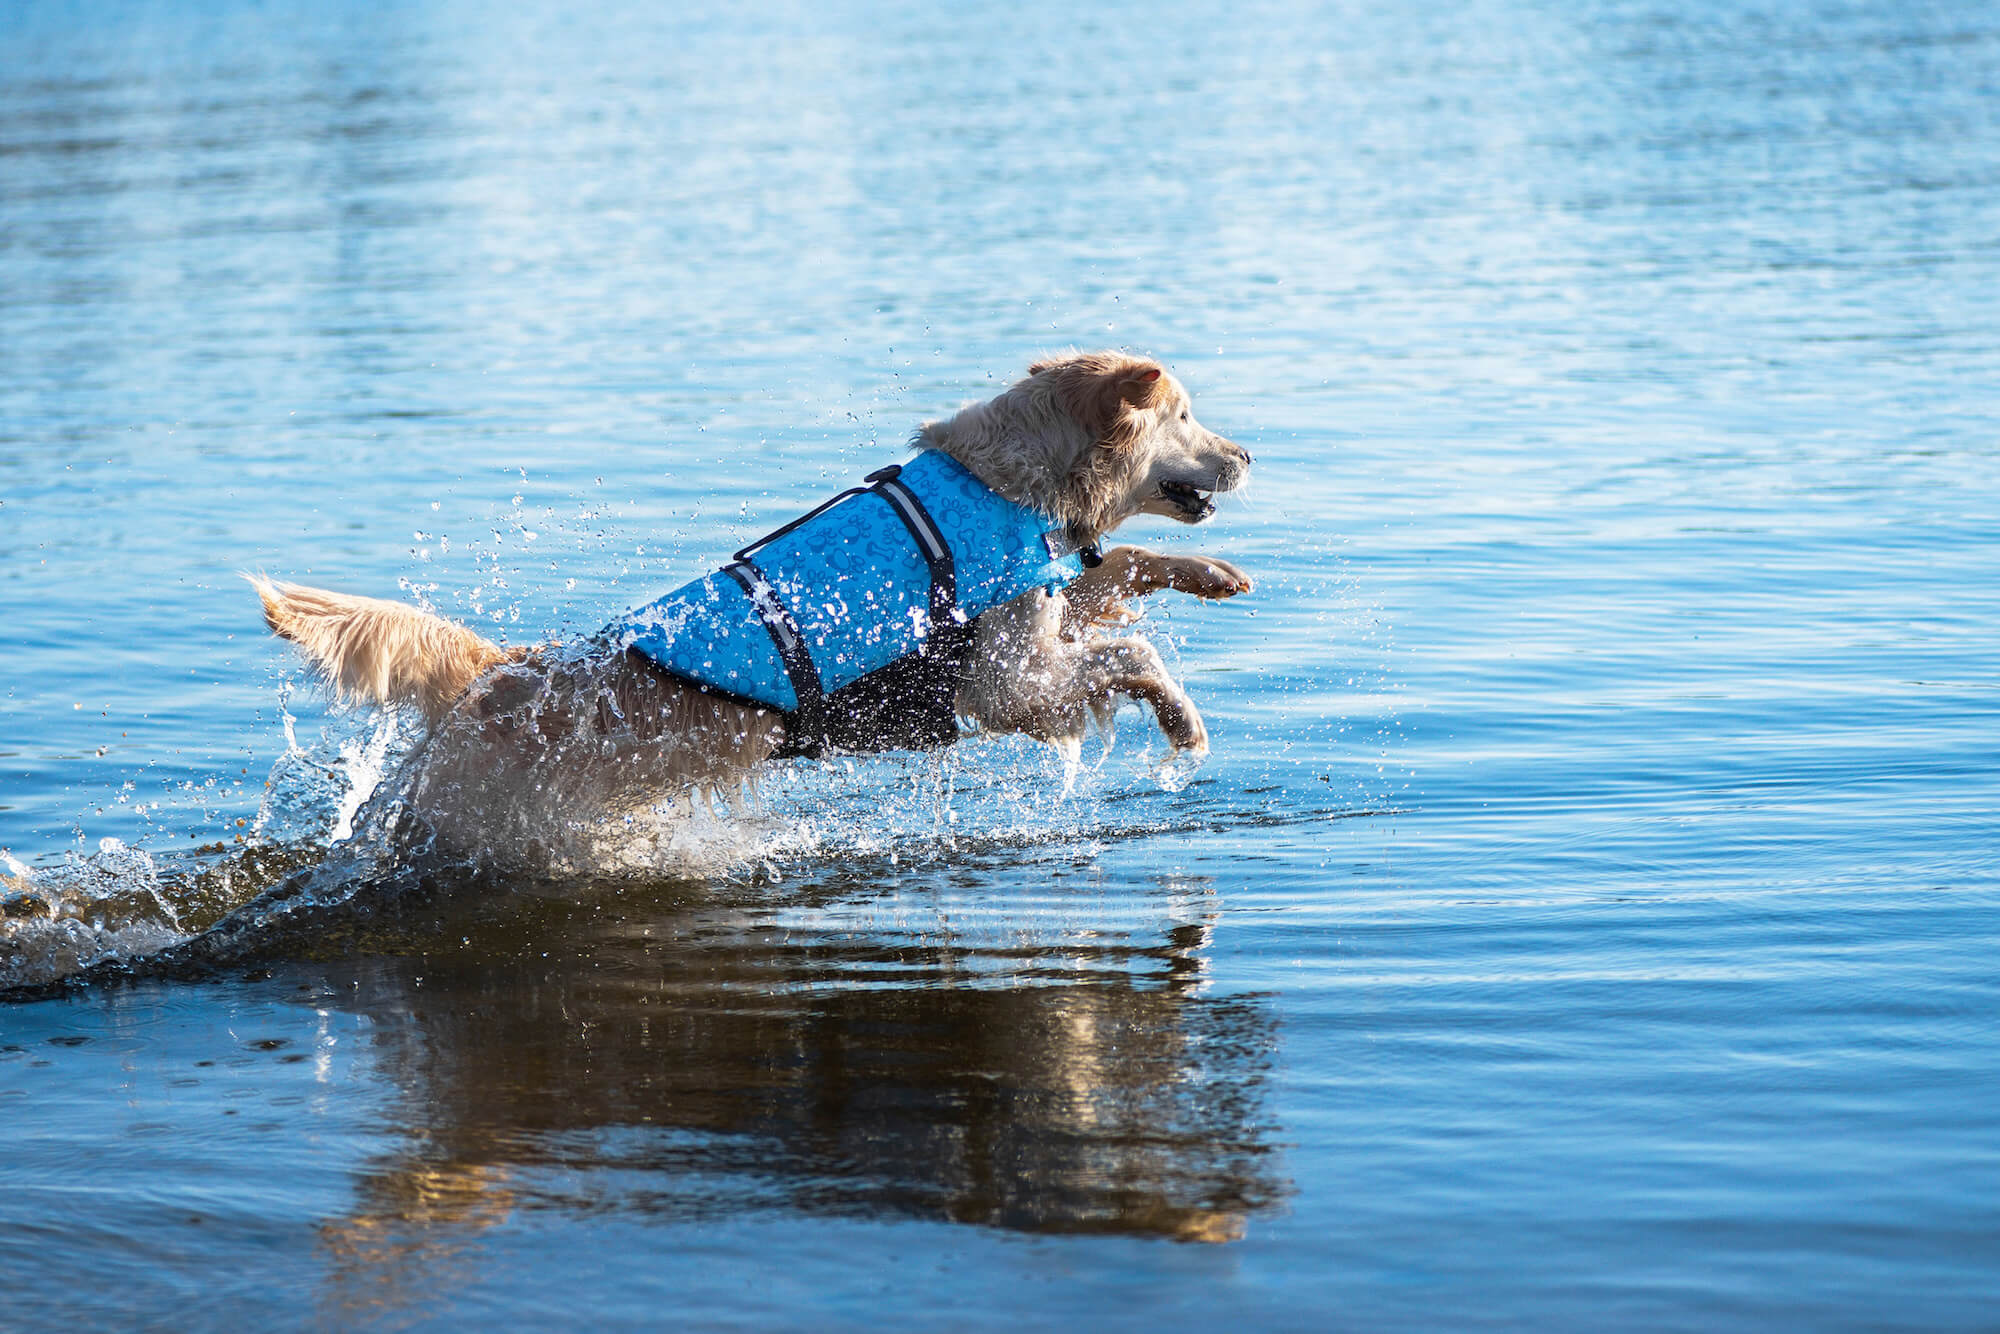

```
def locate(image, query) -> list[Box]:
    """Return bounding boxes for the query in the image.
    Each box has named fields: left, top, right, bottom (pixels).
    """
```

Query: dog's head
left=916, top=352, right=1251, bottom=542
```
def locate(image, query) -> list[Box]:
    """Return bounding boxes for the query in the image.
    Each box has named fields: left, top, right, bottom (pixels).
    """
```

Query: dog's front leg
left=1062, top=546, right=1252, bottom=633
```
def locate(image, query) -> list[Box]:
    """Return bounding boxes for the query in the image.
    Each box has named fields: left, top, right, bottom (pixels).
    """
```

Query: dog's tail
left=247, top=575, right=524, bottom=725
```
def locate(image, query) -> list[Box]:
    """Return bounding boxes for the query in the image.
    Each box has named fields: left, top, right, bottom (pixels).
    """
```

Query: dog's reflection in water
left=310, top=878, right=1285, bottom=1311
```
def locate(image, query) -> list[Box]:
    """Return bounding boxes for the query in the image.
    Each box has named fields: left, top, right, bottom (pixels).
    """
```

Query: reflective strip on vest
left=615, top=449, right=1083, bottom=714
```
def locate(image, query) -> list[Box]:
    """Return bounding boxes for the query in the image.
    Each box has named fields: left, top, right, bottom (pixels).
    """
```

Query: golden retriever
left=251, top=352, right=1252, bottom=862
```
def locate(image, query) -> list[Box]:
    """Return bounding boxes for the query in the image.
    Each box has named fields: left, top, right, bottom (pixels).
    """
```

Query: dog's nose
left=1239, top=444, right=1253, bottom=465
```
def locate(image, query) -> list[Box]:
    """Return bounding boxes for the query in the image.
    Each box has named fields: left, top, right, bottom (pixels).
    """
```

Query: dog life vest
left=613, top=448, right=1092, bottom=757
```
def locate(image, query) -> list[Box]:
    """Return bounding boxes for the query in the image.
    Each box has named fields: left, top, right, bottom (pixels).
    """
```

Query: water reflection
left=300, top=871, right=1285, bottom=1310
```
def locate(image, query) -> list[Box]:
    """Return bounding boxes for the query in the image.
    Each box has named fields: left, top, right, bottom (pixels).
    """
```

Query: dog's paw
left=1157, top=744, right=1207, bottom=792
left=1155, top=555, right=1252, bottom=600
left=1090, top=596, right=1143, bottom=628
left=1153, top=691, right=1208, bottom=756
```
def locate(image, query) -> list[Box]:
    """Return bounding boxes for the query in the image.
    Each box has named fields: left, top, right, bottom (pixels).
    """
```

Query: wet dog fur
left=253, top=352, right=1252, bottom=862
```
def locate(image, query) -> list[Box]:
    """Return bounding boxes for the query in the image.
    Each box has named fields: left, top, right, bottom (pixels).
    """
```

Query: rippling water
left=4, top=0, right=1999, bottom=1327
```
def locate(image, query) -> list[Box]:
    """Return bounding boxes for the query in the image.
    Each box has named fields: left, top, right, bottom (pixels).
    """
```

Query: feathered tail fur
left=248, top=575, right=523, bottom=724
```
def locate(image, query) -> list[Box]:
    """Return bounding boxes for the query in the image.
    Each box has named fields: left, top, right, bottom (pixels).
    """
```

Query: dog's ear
left=1036, top=354, right=1166, bottom=444
left=1118, top=366, right=1163, bottom=406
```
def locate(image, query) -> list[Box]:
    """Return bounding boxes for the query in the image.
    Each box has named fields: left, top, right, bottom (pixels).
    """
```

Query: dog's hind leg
left=1070, top=636, right=1207, bottom=754
left=1061, top=546, right=1252, bottom=633
left=960, top=594, right=1207, bottom=756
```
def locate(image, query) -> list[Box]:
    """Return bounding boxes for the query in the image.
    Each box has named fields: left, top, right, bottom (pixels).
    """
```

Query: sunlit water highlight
left=4, top=0, right=2000, bottom=1328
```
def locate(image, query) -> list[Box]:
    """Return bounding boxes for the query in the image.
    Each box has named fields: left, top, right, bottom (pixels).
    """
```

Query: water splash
left=0, top=656, right=1334, bottom=996
left=0, top=839, right=182, bottom=989
left=253, top=689, right=407, bottom=847
left=0, top=702, right=407, bottom=992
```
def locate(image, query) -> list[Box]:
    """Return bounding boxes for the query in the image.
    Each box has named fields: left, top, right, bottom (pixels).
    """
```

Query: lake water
left=4, top=0, right=1999, bottom=1327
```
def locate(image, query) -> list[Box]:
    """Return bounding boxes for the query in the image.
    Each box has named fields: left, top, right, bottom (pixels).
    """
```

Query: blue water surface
left=3, top=0, right=1999, bottom=1328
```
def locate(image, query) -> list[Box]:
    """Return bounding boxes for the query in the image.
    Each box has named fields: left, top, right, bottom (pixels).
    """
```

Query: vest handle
left=732, top=479, right=880, bottom=563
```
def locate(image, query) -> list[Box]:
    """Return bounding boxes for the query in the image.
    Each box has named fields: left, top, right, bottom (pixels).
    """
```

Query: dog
left=252, top=352, right=1253, bottom=864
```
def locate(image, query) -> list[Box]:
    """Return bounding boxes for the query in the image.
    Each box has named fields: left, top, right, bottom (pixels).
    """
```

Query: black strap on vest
left=721, top=560, right=825, bottom=737
left=866, top=465, right=959, bottom=630
left=726, top=461, right=967, bottom=756
left=734, top=464, right=958, bottom=631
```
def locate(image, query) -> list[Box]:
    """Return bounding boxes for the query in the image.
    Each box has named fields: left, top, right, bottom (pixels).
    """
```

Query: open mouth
left=1159, top=480, right=1216, bottom=521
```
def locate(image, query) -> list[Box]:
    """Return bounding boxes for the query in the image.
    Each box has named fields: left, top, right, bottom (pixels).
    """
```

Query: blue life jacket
left=613, top=449, right=1092, bottom=755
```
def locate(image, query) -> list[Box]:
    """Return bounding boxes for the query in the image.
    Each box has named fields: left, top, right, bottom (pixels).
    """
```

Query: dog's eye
left=1179, top=411, right=1189, bottom=422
